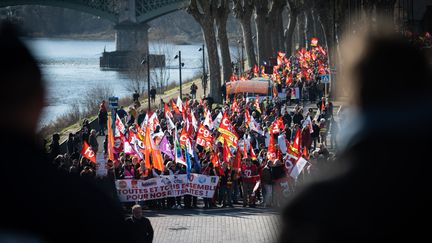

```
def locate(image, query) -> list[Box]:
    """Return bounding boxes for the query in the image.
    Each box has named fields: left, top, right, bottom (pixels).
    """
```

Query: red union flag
left=217, top=112, right=238, bottom=147
left=267, top=134, right=277, bottom=161
left=311, top=37, right=319, bottom=47
left=196, top=124, right=213, bottom=149
left=81, top=141, right=96, bottom=163
left=179, top=127, right=188, bottom=147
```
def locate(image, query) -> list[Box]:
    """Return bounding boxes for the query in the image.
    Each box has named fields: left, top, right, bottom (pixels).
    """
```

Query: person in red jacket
left=241, top=158, right=258, bottom=207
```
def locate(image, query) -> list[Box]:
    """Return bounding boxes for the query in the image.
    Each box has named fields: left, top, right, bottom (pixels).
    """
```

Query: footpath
left=145, top=206, right=279, bottom=243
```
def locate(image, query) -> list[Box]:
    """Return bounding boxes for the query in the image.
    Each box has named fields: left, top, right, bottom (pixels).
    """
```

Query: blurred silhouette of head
left=339, top=22, right=432, bottom=111
left=0, top=21, right=44, bottom=134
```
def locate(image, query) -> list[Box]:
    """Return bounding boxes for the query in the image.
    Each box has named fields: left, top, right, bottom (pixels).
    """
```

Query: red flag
left=171, top=99, right=181, bottom=115
left=292, top=128, right=301, bottom=155
left=303, top=147, right=309, bottom=160
left=81, top=141, right=96, bottom=163
left=107, top=114, right=115, bottom=162
left=196, top=124, right=213, bottom=149
left=229, top=73, right=238, bottom=82
left=164, top=102, right=173, bottom=119
left=267, top=134, right=277, bottom=160
left=179, top=127, right=188, bottom=147
left=245, top=108, right=251, bottom=127
left=270, top=117, right=285, bottom=134
left=254, top=95, right=261, bottom=113
left=318, top=45, right=327, bottom=56
left=311, top=37, right=319, bottom=47
left=223, top=141, right=232, bottom=164
left=231, top=98, right=239, bottom=113
left=210, top=150, right=219, bottom=167
left=250, top=145, right=257, bottom=160
left=218, top=112, right=238, bottom=147
left=277, top=51, right=285, bottom=66
left=253, top=64, right=259, bottom=77
left=243, top=142, right=248, bottom=159
left=273, top=85, right=278, bottom=98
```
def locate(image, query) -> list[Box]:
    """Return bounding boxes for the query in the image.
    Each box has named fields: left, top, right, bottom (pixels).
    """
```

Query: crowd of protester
left=47, top=44, right=342, bottom=211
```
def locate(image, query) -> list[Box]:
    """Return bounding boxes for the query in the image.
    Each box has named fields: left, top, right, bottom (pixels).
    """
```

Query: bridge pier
left=99, top=0, right=167, bottom=69
left=100, top=21, right=165, bottom=70
left=115, top=21, right=149, bottom=54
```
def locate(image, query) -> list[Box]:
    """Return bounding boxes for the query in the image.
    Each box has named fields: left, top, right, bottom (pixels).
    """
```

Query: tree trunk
left=284, top=9, right=298, bottom=55
left=188, top=0, right=222, bottom=103
left=255, top=0, right=269, bottom=66
left=240, top=18, right=257, bottom=69
left=303, top=11, right=309, bottom=49
left=268, top=0, right=286, bottom=56
left=203, top=21, right=222, bottom=103
left=276, top=10, right=285, bottom=52
left=311, top=8, right=317, bottom=37
left=271, top=15, right=279, bottom=55
left=233, top=0, right=256, bottom=70
left=255, top=14, right=267, bottom=65
left=216, top=0, right=232, bottom=84
left=305, top=9, right=314, bottom=48
left=264, top=16, right=273, bottom=59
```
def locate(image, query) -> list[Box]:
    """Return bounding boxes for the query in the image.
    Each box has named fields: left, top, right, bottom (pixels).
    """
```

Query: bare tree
left=150, top=40, right=173, bottom=92
left=232, top=0, right=257, bottom=69
left=187, top=0, right=222, bottom=103
left=123, top=52, right=148, bottom=96
left=268, top=0, right=286, bottom=54
left=216, top=0, right=233, bottom=83
left=285, top=0, right=301, bottom=55
left=254, top=0, right=269, bottom=65
left=81, top=85, right=114, bottom=116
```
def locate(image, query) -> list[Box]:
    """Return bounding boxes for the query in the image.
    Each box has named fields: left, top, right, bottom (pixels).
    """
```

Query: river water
left=26, top=38, right=212, bottom=127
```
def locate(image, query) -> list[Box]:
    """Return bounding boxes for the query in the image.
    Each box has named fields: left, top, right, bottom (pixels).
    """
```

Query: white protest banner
left=290, top=157, right=308, bottom=180
left=116, top=173, right=219, bottom=202
left=95, top=153, right=107, bottom=177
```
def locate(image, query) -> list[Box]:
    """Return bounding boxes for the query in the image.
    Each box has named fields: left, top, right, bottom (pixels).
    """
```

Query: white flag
left=249, top=116, right=263, bottom=135
left=191, top=112, right=198, bottom=131
left=176, top=96, right=183, bottom=112
left=203, top=110, right=214, bottom=130
left=212, top=112, right=223, bottom=130
left=290, top=157, right=308, bottom=180
left=302, top=115, right=314, bottom=133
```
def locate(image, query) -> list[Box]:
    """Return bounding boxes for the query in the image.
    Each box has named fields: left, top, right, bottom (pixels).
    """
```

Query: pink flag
left=159, top=136, right=174, bottom=160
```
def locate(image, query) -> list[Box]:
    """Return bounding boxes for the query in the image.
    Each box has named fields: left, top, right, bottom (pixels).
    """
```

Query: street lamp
left=198, top=44, right=207, bottom=96
left=174, top=51, right=185, bottom=99
left=141, top=55, right=151, bottom=111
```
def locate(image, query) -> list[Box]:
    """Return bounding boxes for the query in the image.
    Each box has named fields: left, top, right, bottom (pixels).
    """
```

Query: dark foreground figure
left=279, top=32, right=432, bottom=242
left=0, top=22, right=141, bottom=242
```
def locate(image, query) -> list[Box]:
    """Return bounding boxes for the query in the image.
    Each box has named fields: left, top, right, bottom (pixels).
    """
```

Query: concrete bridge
left=0, top=0, right=189, bottom=68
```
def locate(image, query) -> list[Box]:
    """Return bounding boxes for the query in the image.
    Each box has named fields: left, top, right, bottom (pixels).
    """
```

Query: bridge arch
left=0, top=0, right=119, bottom=22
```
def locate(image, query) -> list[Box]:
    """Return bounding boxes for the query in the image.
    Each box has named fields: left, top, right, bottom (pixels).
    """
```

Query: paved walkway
left=145, top=206, right=280, bottom=243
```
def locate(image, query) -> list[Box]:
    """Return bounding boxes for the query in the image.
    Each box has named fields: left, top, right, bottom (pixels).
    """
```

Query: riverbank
left=41, top=76, right=204, bottom=148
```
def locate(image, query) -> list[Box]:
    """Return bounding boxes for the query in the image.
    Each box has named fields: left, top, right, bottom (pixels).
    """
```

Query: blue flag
left=185, top=148, right=192, bottom=179
left=193, top=148, right=201, bottom=172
